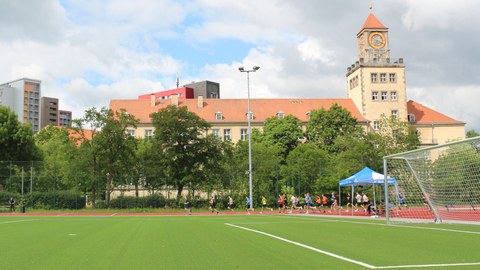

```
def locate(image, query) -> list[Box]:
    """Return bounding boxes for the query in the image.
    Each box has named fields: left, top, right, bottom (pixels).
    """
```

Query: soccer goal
left=383, top=136, right=480, bottom=225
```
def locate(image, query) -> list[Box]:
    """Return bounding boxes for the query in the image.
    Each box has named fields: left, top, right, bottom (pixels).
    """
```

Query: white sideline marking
left=225, top=222, right=376, bottom=269
left=375, top=262, right=480, bottom=269
left=0, top=219, right=37, bottom=225
left=278, top=215, right=480, bottom=235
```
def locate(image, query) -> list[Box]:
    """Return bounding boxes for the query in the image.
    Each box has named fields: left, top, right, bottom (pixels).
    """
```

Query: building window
left=391, top=110, right=398, bottom=120
left=276, top=111, right=285, bottom=118
left=211, top=129, right=220, bottom=140
left=371, top=73, right=378, bottom=83
left=408, top=114, right=416, bottom=122
left=223, top=129, right=231, bottom=141
left=389, top=73, right=397, bottom=83
left=373, top=121, right=380, bottom=131
left=372, top=91, right=378, bottom=101
left=240, top=129, right=248, bottom=141
left=126, top=129, right=135, bottom=136
left=381, top=91, right=388, bottom=101
left=391, top=91, right=397, bottom=101
left=144, top=129, right=153, bottom=138
left=215, top=112, right=223, bottom=120
left=380, top=73, right=387, bottom=83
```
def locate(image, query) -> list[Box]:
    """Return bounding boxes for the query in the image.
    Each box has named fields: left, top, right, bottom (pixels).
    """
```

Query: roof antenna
left=176, top=73, right=179, bottom=88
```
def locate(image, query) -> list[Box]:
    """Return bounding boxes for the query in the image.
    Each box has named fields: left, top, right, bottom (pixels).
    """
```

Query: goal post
left=383, top=136, right=480, bottom=225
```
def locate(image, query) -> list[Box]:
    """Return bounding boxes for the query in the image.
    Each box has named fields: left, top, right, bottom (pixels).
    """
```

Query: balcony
left=347, top=58, right=405, bottom=76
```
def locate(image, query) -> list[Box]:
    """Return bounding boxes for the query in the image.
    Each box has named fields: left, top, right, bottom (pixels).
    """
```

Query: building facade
left=0, top=78, right=41, bottom=132
left=40, top=97, right=59, bottom=128
left=59, top=110, right=73, bottom=127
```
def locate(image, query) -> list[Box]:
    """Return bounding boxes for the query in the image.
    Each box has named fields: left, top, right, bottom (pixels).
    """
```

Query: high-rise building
left=40, top=97, right=59, bottom=128
left=59, top=110, right=72, bottom=127
left=0, top=78, right=41, bottom=132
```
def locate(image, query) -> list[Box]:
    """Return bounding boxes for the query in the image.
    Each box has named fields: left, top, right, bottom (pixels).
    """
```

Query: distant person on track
left=329, top=192, right=337, bottom=213
left=278, top=194, right=285, bottom=213
left=345, top=192, right=353, bottom=212
left=321, top=194, right=328, bottom=213
left=355, top=192, right=363, bottom=212
left=210, top=195, right=219, bottom=214
left=246, top=196, right=254, bottom=214
left=260, top=196, right=273, bottom=213
left=304, top=193, right=312, bottom=214
left=184, top=198, right=192, bottom=215
left=362, top=192, right=369, bottom=213
left=227, top=196, right=235, bottom=212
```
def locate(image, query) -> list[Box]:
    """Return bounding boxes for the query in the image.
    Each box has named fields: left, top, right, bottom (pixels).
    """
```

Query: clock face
left=369, top=32, right=386, bottom=49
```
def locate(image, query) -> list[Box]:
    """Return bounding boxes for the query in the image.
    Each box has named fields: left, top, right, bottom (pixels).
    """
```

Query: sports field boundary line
left=0, top=219, right=38, bottom=225
left=225, top=222, right=377, bottom=269
left=277, top=215, right=480, bottom=235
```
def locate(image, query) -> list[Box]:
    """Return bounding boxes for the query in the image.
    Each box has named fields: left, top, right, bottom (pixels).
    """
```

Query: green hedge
left=26, top=191, right=85, bottom=209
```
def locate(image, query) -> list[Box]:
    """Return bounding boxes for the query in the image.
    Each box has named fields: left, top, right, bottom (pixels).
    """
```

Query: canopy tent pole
left=338, top=185, right=341, bottom=215
left=351, top=186, right=354, bottom=216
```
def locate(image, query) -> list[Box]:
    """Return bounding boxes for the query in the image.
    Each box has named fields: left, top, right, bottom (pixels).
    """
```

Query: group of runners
left=184, top=191, right=376, bottom=215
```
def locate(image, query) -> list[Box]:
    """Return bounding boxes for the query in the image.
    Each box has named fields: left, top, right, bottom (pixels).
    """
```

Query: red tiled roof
left=68, top=128, right=95, bottom=146
left=359, top=13, right=387, bottom=34
left=110, top=98, right=368, bottom=124
left=407, top=100, right=464, bottom=125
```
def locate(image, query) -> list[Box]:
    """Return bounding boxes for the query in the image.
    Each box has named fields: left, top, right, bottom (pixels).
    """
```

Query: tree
left=372, top=114, right=420, bottom=157
left=466, top=129, right=480, bottom=138
left=34, top=125, right=78, bottom=191
left=262, top=115, right=303, bottom=159
left=150, top=105, right=225, bottom=200
left=70, top=107, right=108, bottom=206
left=282, top=142, right=329, bottom=195
left=305, top=104, right=360, bottom=153
left=95, top=109, right=139, bottom=205
left=0, top=106, right=39, bottom=161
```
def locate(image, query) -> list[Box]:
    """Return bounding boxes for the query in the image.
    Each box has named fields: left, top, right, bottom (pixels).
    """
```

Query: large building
left=110, top=13, right=465, bottom=146
left=0, top=78, right=41, bottom=132
left=1, top=78, right=73, bottom=131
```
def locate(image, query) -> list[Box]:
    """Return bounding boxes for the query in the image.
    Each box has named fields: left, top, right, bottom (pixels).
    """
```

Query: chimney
left=150, top=93, right=156, bottom=107
left=197, top=95, right=204, bottom=109
left=171, top=94, right=179, bottom=106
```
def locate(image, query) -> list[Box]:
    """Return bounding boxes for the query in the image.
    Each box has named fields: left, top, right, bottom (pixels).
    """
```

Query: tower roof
left=358, top=13, right=387, bottom=34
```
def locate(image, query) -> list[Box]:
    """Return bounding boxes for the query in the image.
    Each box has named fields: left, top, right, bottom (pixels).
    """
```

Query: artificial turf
left=1, top=214, right=480, bottom=269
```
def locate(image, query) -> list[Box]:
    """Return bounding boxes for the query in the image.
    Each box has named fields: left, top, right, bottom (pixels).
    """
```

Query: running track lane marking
left=225, top=222, right=480, bottom=269
left=224, top=222, right=376, bottom=269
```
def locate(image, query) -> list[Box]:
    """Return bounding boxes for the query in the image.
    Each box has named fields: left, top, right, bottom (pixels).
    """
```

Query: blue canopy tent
left=338, top=167, right=397, bottom=216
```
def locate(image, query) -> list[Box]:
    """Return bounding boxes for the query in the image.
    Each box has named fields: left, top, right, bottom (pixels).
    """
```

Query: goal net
left=384, top=136, right=480, bottom=225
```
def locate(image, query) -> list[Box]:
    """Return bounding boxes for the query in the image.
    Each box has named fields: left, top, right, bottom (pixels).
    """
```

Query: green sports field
left=1, top=214, right=480, bottom=269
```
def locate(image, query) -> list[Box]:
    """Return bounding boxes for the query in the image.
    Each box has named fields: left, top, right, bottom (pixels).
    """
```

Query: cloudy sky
left=1, top=0, right=479, bottom=132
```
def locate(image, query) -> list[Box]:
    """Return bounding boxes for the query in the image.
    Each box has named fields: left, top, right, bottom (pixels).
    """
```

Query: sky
left=1, top=0, right=480, bottom=132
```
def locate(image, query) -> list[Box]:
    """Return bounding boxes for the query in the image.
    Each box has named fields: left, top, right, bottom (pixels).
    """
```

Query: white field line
left=0, top=219, right=38, bottom=225
left=276, top=215, right=480, bottom=235
left=225, top=222, right=376, bottom=269
left=375, top=262, right=480, bottom=269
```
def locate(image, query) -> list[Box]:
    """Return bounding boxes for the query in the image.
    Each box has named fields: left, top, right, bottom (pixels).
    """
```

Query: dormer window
left=276, top=111, right=285, bottom=119
left=215, top=111, right=223, bottom=120
left=408, top=114, right=416, bottom=122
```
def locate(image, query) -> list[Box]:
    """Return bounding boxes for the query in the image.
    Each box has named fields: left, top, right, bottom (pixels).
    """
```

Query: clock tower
left=346, top=13, right=407, bottom=132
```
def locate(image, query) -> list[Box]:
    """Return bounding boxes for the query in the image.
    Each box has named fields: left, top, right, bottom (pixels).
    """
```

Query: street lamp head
left=238, top=66, right=244, bottom=71
left=253, top=66, right=260, bottom=71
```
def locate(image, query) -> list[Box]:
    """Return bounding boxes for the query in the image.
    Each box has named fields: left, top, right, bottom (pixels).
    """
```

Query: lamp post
left=238, top=65, right=260, bottom=210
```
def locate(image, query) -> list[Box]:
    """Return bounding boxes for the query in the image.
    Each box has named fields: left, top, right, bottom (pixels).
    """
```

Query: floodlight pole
left=239, top=66, right=260, bottom=210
